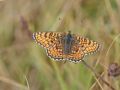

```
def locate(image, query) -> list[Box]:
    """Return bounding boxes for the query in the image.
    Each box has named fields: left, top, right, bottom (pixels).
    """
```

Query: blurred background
left=0, top=0, right=120, bottom=90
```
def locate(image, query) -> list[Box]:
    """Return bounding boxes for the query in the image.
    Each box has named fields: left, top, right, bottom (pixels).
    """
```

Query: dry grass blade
left=0, top=76, right=28, bottom=90
left=81, top=60, right=115, bottom=90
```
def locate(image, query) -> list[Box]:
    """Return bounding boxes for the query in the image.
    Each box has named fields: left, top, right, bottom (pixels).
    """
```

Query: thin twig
left=81, top=60, right=115, bottom=90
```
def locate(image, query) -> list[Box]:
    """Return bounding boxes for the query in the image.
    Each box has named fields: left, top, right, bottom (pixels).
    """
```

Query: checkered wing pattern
left=33, top=32, right=100, bottom=63
left=73, top=34, right=100, bottom=55
left=33, top=32, right=64, bottom=49
left=33, top=32, right=64, bottom=59
left=47, top=43, right=85, bottom=61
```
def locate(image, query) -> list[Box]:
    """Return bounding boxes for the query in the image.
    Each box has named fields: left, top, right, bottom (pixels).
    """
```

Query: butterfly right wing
left=73, top=34, right=100, bottom=55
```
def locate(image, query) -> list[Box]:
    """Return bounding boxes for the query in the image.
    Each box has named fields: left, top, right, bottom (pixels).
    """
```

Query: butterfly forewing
left=33, top=32, right=65, bottom=49
left=73, top=34, right=100, bottom=55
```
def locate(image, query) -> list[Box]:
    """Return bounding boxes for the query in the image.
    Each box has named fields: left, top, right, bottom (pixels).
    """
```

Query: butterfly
left=32, top=31, right=100, bottom=63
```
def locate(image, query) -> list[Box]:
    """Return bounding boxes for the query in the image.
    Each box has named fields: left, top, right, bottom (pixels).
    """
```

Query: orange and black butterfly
left=32, top=31, right=100, bottom=63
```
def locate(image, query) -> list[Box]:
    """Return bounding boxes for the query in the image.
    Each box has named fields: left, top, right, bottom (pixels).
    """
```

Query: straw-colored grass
left=0, top=0, right=120, bottom=90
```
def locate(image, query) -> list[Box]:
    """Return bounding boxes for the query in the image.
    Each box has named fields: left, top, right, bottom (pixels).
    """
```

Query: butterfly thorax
left=63, top=32, right=73, bottom=54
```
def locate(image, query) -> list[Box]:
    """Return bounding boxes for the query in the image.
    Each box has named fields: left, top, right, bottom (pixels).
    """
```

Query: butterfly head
left=65, top=31, right=72, bottom=40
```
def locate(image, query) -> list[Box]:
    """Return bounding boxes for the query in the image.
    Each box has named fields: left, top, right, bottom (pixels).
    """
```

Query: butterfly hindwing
left=46, top=41, right=85, bottom=62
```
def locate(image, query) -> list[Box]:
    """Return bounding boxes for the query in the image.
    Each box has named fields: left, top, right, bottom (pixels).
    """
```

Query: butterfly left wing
left=33, top=32, right=65, bottom=49
left=46, top=41, right=65, bottom=60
